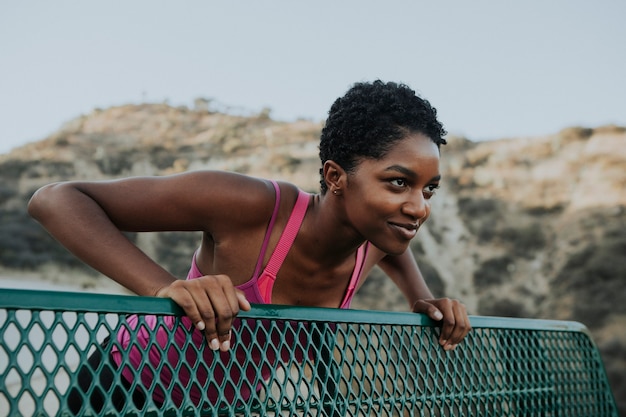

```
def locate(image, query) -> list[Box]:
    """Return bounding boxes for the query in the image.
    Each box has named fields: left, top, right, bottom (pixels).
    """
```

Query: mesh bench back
left=0, top=289, right=618, bottom=416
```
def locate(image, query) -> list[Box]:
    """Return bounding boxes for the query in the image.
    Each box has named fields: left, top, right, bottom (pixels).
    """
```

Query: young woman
left=28, top=80, right=470, bottom=410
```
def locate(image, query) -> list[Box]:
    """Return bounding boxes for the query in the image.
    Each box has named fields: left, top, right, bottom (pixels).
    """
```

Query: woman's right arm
left=28, top=179, right=179, bottom=296
left=27, top=171, right=271, bottom=350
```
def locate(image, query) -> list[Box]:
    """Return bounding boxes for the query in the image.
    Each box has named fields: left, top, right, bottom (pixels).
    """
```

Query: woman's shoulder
left=274, top=180, right=306, bottom=203
left=181, top=171, right=304, bottom=229
left=168, top=170, right=303, bottom=200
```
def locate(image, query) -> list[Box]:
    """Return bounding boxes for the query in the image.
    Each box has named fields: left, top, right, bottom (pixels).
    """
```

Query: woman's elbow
left=27, top=182, right=65, bottom=221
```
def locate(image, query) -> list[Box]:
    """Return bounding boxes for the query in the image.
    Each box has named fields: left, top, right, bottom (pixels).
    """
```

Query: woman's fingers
left=157, top=275, right=249, bottom=352
left=159, top=279, right=207, bottom=331
left=197, top=274, right=242, bottom=351
left=413, top=298, right=471, bottom=351
left=236, top=290, right=252, bottom=312
left=449, top=301, right=471, bottom=346
left=412, top=299, right=444, bottom=321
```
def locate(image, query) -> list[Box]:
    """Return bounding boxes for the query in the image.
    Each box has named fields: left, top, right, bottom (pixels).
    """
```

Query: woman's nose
left=401, top=192, right=428, bottom=220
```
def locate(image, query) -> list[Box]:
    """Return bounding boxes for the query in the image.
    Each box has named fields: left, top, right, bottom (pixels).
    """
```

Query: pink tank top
left=112, top=181, right=369, bottom=406
left=187, top=181, right=368, bottom=307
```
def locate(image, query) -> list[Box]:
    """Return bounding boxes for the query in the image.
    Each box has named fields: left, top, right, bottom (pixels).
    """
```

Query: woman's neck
left=296, top=193, right=365, bottom=267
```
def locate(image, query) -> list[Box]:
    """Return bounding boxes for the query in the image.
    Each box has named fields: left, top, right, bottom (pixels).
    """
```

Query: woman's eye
left=390, top=178, right=407, bottom=187
left=424, top=184, right=440, bottom=198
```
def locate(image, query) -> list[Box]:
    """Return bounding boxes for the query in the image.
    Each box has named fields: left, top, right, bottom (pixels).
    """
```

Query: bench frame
left=0, top=289, right=619, bottom=416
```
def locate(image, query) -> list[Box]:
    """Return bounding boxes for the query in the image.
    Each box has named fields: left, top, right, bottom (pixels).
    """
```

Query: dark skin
left=28, top=133, right=470, bottom=352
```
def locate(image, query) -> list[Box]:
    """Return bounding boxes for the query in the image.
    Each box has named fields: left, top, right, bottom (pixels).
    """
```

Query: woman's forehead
left=379, top=134, right=440, bottom=164
left=356, top=134, right=441, bottom=178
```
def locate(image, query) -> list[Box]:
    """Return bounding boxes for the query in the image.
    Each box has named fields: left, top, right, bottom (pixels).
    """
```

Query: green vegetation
left=457, top=197, right=500, bottom=219
left=499, top=223, right=546, bottom=258
left=556, top=213, right=626, bottom=327
left=95, top=149, right=136, bottom=175
left=0, top=208, right=90, bottom=271
left=478, top=297, right=527, bottom=317
left=154, top=231, right=202, bottom=278
left=0, top=184, right=17, bottom=205
left=417, top=259, right=445, bottom=297
left=148, top=145, right=178, bottom=170
left=456, top=197, right=503, bottom=242
left=473, top=255, right=514, bottom=290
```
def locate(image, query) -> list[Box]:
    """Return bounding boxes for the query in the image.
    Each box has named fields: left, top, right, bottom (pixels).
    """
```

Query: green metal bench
left=0, top=289, right=618, bottom=416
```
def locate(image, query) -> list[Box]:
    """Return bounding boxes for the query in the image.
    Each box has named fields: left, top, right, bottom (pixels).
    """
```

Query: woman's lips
left=388, top=222, right=418, bottom=240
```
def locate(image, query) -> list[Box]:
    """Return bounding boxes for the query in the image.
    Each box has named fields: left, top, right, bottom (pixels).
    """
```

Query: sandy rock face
left=1, top=105, right=625, bottom=411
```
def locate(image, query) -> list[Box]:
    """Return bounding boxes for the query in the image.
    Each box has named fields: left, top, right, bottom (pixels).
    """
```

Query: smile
left=388, top=222, right=418, bottom=240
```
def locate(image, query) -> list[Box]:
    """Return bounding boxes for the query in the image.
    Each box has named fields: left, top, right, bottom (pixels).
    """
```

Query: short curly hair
left=319, top=80, right=447, bottom=193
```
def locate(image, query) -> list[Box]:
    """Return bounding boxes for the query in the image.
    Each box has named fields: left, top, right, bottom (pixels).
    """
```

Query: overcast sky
left=1, top=1, right=625, bottom=154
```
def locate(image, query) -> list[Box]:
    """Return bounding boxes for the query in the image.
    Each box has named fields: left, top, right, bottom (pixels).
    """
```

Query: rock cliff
left=1, top=103, right=624, bottom=409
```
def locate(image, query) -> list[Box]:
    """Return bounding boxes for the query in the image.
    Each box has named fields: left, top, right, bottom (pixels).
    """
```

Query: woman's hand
left=412, top=298, right=471, bottom=351
left=156, top=275, right=251, bottom=352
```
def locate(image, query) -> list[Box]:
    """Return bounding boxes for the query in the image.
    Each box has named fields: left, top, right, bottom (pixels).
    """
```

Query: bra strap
left=251, top=180, right=281, bottom=278
left=263, top=190, right=310, bottom=278
left=339, top=242, right=370, bottom=308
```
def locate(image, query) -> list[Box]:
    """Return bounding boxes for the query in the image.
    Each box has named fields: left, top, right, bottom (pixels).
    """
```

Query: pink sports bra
left=187, top=180, right=369, bottom=307
left=112, top=180, right=369, bottom=406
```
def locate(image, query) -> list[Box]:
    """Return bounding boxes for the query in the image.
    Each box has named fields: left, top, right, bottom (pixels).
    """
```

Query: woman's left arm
left=377, top=248, right=471, bottom=351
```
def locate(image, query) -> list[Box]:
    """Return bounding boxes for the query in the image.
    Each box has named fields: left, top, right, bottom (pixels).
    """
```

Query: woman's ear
left=322, top=160, right=346, bottom=192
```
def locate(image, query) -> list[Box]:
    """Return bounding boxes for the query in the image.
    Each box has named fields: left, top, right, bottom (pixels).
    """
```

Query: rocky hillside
left=1, top=103, right=624, bottom=411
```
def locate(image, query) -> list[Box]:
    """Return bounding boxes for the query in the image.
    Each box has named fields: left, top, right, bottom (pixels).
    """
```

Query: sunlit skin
left=28, top=134, right=470, bottom=353
left=27, top=81, right=471, bottom=413
left=229, top=134, right=440, bottom=310
left=194, top=133, right=467, bottom=349
left=338, top=132, right=441, bottom=257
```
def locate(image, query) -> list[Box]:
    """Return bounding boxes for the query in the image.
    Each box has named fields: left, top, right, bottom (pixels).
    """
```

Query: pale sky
left=1, top=1, right=625, bottom=155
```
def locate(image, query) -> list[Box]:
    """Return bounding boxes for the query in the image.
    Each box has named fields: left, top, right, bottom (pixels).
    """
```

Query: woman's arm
left=28, top=171, right=268, bottom=292
left=28, top=170, right=272, bottom=350
left=376, top=247, right=471, bottom=350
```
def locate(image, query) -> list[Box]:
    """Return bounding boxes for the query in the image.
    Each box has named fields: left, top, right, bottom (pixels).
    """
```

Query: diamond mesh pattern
left=0, top=289, right=618, bottom=416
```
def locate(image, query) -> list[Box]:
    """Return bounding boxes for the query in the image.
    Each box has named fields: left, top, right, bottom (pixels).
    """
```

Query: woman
left=28, top=80, right=470, bottom=410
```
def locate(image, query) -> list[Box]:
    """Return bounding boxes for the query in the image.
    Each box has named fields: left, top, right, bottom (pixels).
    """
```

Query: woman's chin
left=370, top=240, right=411, bottom=256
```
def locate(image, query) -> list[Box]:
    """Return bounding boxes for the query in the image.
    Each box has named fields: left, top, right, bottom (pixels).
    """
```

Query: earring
left=332, top=189, right=339, bottom=195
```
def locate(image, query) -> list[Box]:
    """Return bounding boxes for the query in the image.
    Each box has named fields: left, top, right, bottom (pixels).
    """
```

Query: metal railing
left=0, top=289, right=618, bottom=416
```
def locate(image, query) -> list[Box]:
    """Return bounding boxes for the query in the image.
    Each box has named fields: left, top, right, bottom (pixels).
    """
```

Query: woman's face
left=343, top=133, right=441, bottom=255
